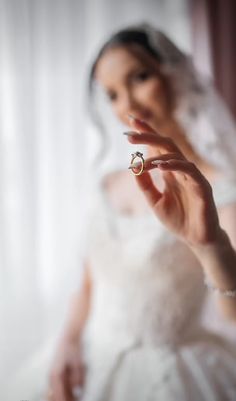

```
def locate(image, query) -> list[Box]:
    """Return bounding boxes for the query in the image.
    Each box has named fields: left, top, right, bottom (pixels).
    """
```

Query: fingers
left=126, top=115, right=185, bottom=156
left=129, top=154, right=211, bottom=194
left=72, top=386, right=83, bottom=400
left=123, top=131, right=184, bottom=156
left=127, top=114, right=156, bottom=134
left=152, top=159, right=212, bottom=192
left=51, top=379, right=70, bottom=401
left=128, top=153, right=184, bottom=173
left=55, top=381, right=70, bottom=401
left=129, top=152, right=197, bottom=181
left=134, top=171, right=163, bottom=207
left=68, top=364, right=85, bottom=388
left=152, top=159, right=200, bottom=178
left=49, top=369, right=73, bottom=401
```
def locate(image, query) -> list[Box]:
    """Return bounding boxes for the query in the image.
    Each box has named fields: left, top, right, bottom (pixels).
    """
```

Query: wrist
left=189, top=227, right=230, bottom=262
left=60, top=327, right=81, bottom=346
left=190, top=226, right=236, bottom=293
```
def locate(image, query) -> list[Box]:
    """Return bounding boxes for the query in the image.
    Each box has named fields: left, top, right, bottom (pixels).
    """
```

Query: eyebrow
left=126, top=67, right=141, bottom=80
left=105, top=64, right=152, bottom=94
left=112, top=65, right=150, bottom=87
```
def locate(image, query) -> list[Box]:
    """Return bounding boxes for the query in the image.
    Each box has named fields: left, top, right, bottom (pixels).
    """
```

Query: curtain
left=191, top=0, right=236, bottom=118
left=0, top=0, right=190, bottom=399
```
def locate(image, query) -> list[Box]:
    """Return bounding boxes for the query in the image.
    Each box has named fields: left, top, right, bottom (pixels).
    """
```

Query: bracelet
left=204, top=275, right=236, bottom=298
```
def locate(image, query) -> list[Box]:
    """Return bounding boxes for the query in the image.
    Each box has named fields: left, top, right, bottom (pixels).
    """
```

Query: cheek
left=142, top=80, right=169, bottom=109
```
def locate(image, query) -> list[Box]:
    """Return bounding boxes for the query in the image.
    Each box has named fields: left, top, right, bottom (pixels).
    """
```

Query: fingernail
left=123, top=131, right=141, bottom=136
left=128, top=113, right=135, bottom=120
left=128, top=162, right=141, bottom=169
left=151, top=160, right=169, bottom=166
left=127, top=114, right=145, bottom=123
left=128, top=113, right=139, bottom=121
left=72, top=386, right=83, bottom=398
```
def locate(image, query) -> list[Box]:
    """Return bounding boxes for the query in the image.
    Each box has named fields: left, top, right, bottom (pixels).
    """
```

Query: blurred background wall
left=0, top=0, right=235, bottom=399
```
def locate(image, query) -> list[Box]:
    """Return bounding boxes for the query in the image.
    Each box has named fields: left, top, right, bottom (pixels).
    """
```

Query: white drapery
left=0, top=0, right=191, bottom=398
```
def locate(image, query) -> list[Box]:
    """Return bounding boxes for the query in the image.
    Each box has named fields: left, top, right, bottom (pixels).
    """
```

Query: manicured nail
left=127, top=114, right=145, bottom=123
left=72, top=386, right=83, bottom=398
left=127, top=113, right=137, bottom=121
left=123, top=131, right=141, bottom=136
left=151, top=160, right=169, bottom=166
left=128, top=162, right=141, bottom=169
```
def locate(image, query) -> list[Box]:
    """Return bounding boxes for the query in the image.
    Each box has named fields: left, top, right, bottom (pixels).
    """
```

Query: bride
left=47, top=23, right=236, bottom=401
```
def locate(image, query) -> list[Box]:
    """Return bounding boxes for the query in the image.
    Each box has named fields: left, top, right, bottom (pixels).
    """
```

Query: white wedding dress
left=80, top=173, right=236, bottom=401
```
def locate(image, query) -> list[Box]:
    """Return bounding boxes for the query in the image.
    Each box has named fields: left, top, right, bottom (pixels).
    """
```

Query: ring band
left=130, top=151, right=145, bottom=176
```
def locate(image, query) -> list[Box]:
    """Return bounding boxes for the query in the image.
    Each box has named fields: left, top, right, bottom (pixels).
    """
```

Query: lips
left=131, top=110, right=152, bottom=121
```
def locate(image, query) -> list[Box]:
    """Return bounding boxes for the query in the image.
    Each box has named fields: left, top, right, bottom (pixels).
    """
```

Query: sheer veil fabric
left=90, top=23, right=236, bottom=179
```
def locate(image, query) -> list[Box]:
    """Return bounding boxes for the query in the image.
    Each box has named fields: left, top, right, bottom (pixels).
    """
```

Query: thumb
left=127, top=114, right=155, bottom=134
left=134, top=171, right=162, bottom=207
left=68, top=365, right=84, bottom=388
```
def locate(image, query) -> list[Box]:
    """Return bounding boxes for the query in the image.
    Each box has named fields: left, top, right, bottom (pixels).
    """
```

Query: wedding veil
left=88, top=22, right=236, bottom=176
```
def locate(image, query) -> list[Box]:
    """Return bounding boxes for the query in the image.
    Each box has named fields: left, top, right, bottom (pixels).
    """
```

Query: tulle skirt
left=24, top=332, right=236, bottom=401
left=81, top=334, right=236, bottom=401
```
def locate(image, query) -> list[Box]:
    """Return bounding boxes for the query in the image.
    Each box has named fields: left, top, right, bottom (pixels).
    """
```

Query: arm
left=125, top=117, right=236, bottom=322
left=59, top=261, right=92, bottom=345
left=48, top=262, right=92, bottom=401
left=190, top=204, right=236, bottom=321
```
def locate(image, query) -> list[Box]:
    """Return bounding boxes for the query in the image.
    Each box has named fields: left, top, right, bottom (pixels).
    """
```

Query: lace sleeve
left=212, top=175, right=236, bottom=208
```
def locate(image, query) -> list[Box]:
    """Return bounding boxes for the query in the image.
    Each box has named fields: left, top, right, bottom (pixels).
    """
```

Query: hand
left=47, top=339, right=85, bottom=401
left=125, top=117, right=220, bottom=246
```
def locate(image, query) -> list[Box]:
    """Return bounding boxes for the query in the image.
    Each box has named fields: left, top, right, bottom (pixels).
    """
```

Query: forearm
left=60, top=267, right=92, bottom=344
left=60, top=294, right=89, bottom=344
left=190, top=228, right=236, bottom=320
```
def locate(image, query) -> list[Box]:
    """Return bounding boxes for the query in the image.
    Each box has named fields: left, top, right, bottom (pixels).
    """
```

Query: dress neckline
left=97, top=173, right=154, bottom=221
left=97, top=169, right=236, bottom=220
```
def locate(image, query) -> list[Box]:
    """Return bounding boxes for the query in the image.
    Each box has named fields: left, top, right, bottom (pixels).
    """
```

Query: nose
left=118, top=90, right=141, bottom=118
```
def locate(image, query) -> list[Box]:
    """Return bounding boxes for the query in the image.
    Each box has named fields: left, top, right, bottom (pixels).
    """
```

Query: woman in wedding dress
left=47, top=23, right=236, bottom=401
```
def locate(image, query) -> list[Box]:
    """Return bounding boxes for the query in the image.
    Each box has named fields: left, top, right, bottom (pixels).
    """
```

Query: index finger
left=123, top=131, right=184, bottom=157
left=129, top=114, right=184, bottom=157
left=51, top=373, right=72, bottom=401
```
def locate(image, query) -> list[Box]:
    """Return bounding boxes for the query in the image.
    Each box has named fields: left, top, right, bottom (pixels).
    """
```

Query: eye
left=107, top=91, right=117, bottom=102
left=134, top=70, right=151, bottom=82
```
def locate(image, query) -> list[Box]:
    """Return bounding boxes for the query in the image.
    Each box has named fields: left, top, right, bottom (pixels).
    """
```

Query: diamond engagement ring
left=130, top=151, right=145, bottom=176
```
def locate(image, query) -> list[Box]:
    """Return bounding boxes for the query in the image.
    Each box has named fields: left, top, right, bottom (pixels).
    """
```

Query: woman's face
left=95, top=45, right=174, bottom=130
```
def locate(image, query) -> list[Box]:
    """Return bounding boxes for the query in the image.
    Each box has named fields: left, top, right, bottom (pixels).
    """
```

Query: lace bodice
left=85, top=188, right=204, bottom=349
left=84, top=174, right=236, bottom=352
